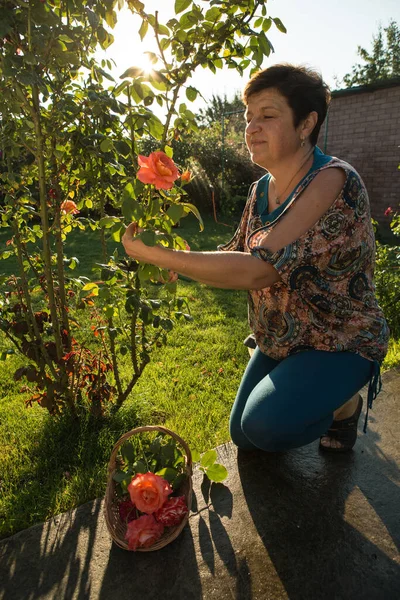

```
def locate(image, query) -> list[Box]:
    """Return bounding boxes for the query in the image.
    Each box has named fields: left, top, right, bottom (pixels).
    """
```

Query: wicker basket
left=104, top=425, right=193, bottom=551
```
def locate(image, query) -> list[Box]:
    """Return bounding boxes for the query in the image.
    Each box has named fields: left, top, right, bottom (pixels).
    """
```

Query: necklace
left=272, top=147, right=314, bottom=205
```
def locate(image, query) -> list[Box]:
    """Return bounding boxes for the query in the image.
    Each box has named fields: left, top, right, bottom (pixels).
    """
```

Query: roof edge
left=332, top=77, right=400, bottom=97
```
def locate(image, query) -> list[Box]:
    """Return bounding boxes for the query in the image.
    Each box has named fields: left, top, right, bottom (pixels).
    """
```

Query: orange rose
left=125, top=514, right=164, bottom=550
left=181, top=170, right=191, bottom=184
left=137, top=151, right=180, bottom=190
left=127, top=472, right=172, bottom=514
left=61, top=200, right=79, bottom=214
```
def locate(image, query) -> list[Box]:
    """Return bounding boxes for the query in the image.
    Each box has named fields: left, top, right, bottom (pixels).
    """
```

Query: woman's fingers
left=124, top=222, right=139, bottom=238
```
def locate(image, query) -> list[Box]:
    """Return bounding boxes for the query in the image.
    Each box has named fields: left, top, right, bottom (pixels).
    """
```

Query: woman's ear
left=301, top=111, right=318, bottom=138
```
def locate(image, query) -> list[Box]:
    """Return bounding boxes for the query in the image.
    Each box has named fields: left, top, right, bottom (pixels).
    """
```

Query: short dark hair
left=243, top=64, right=331, bottom=146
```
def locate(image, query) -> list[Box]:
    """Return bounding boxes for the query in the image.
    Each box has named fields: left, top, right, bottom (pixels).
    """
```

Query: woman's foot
left=320, top=393, right=362, bottom=451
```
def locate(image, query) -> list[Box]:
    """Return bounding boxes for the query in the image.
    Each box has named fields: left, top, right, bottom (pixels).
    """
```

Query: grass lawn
left=0, top=214, right=399, bottom=539
left=0, top=215, right=251, bottom=538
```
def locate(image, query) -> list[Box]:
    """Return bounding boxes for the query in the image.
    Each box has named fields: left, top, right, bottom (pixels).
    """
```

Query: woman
left=122, top=64, right=389, bottom=453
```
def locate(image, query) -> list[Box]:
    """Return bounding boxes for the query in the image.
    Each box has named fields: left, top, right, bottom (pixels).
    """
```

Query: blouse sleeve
left=217, top=182, right=256, bottom=252
left=246, top=167, right=369, bottom=290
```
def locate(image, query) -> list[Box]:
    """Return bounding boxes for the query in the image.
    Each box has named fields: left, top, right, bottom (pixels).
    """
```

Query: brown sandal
left=319, top=394, right=363, bottom=452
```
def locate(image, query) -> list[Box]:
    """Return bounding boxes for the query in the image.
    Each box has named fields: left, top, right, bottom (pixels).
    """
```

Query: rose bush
left=125, top=514, right=164, bottom=551
left=127, top=472, right=172, bottom=514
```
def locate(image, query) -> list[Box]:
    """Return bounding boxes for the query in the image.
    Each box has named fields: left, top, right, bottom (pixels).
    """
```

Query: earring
left=300, top=137, right=305, bottom=147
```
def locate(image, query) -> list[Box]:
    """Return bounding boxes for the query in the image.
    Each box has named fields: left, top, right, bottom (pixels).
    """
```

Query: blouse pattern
left=219, top=158, right=389, bottom=363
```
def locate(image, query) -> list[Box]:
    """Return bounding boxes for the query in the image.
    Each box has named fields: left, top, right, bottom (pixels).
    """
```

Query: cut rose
left=128, top=472, right=173, bottom=514
left=154, top=495, right=188, bottom=527
left=137, top=151, right=180, bottom=190
left=119, top=499, right=136, bottom=523
left=125, top=514, right=164, bottom=550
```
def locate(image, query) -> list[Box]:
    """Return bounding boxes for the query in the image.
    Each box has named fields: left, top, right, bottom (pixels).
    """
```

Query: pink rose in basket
left=128, top=472, right=172, bottom=514
left=125, top=514, right=164, bottom=550
left=155, top=495, right=188, bottom=527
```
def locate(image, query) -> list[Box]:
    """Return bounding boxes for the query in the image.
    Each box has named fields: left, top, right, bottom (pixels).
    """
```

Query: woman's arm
left=121, top=167, right=346, bottom=291
left=121, top=226, right=281, bottom=290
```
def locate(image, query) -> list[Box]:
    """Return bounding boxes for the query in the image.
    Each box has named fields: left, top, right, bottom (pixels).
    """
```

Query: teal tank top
left=256, top=146, right=333, bottom=225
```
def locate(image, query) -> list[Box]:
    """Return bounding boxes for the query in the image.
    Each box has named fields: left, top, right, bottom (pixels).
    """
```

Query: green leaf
left=120, top=66, right=144, bottom=79
left=205, top=463, right=228, bottom=483
left=258, top=32, right=272, bottom=57
left=99, top=216, right=120, bottom=228
left=156, top=23, right=170, bottom=36
left=164, top=145, right=173, bottom=158
left=105, top=10, right=117, bottom=29
left=186, top=86, right=198, bottom=102
left=160, top=318, right=174, bottom=331
left=140, top=230, right=156, bottom=246
left=262, top=17, right=272, bottom=32
left=167, top=204, right=185, bottom=225
left=100, top=138, right=113, bottom=152
left=205, top=7, right=220, bottom=22
left=81, top=282, right=99, bottom=292
left=121, top=442, right=136, bottom=463
left=0, top=349, right=15, bottom=361
left=132, top=460, right=147, bottom=474
left=122, top=196, right=144, bottom=222
left=110, top=222, right=125, bottom=242
left=181, top=203, right=204, bottom=231
left=191, top=449, right=201, bottom=463
left=114, top=80, right=130, bottom=95
left=139, top=19, right=148, bottom=40
left=85, top=199, right=93, bottom=209
left=172, top=472, right=186, bottom=490
left=155, top=467, right=178, bottom=483
left=86, top=9, right=100, bottom=29
left=113, top=470, right=131, bottom=483
left=200, top=449, right=217, bottom=468
left=146, top=114, right=164, bottom=140
left=115, top=140, right=131, bottom=157
left=175, top=0, right=192, bottom=15
left=273, top=17, right=287, bottom=33
left=149, top=436, right=162, bottom=454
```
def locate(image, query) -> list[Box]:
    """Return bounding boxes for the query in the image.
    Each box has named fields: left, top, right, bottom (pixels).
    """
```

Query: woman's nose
left=245, top=118, right=261, bottom=135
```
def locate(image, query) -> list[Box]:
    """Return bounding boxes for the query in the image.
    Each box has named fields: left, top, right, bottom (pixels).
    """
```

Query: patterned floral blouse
left=219, top=149, right=389, bottom=365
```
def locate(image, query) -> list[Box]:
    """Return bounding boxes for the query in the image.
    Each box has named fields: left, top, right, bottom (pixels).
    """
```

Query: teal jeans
left=230, top=348, right=376, bottom=452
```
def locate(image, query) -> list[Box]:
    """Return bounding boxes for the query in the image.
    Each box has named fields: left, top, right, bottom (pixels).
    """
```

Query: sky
left=96, top=0, right=400, bottom=112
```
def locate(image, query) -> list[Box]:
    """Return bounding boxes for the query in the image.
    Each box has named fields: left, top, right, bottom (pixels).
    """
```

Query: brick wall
left=316, top=81, right=400, bottom=235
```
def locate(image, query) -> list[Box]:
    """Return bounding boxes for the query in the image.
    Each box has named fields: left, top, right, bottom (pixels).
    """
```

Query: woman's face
left=245, top=87, right=302, bottom=169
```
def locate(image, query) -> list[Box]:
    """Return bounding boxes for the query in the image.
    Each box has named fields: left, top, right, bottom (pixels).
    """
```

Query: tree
left=197, top=92, right=244, bottom=127
left=343, top=20, right=400, bottom=87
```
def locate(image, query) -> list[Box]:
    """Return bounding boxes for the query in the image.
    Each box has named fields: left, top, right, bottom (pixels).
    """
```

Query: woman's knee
left=240, top=410, right=301, bottom=450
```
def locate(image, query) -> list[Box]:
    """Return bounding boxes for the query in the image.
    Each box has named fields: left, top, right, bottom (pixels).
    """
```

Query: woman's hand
left=121, top=222, right=279, bottom=290
left=121, top=222, right=148, bottom=262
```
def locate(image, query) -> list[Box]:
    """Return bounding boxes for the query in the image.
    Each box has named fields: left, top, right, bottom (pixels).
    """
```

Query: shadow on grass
left=1, top=401, right=146, bottom=541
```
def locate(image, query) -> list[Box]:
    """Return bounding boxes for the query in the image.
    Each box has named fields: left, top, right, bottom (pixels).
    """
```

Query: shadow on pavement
left=237, top=415, right=400, bottom=599
left=0, top=498, right=103, bottom=600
